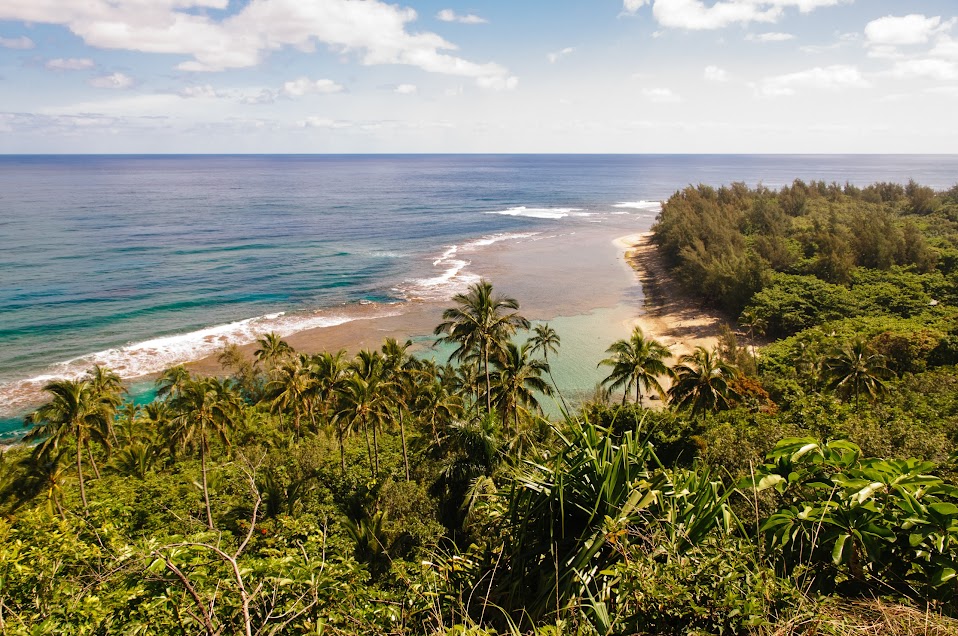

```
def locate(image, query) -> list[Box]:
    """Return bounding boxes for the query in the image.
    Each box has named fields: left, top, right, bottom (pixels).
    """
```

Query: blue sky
left=1, top=0, right=957, bottom=153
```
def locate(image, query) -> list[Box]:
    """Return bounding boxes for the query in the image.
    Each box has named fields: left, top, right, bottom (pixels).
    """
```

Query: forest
left=4, top=180, right=958, bottom=634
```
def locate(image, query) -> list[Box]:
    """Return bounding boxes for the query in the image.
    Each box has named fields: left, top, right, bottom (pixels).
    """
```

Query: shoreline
left=1, top=223, right=648, bottom=429
left=3, top=225, right=726, bottom=435
left=616, top=232, right=723, bottom=360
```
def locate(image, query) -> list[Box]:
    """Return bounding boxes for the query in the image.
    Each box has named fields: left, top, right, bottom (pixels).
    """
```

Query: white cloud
left=0, top=0, right=515, bottom=89
left=300, top=116, right=351, bottom=129
left=281, top=77, right=343, bottom=97
left=89, top=72, right=134, bottom=89
left=394, top=83, right=417, bottom=94
left=547, top=47, right=575, bottom=63
left=625, top=0, right=845, bottom=31
left=436, top=9, right=487, bottom=24
left=889, top=59, right=958, bottom=81
left=477, top=75, right=518, bottom=90
left=746, top=32, right=794, bottom=42
left=931, top=36, right=958, bottom=61
left=866, top=44, right=905, bottom=60
left=642, top=87, right=681, bottom=102
left=758, top=64, right=870, bottom=96
left=46, top=57, right=95, bottom=70
left=622, top=0, right=651, bottom=13
left=179, top=84, right=219, bottom=99
left=865, top=14, right=950, bottom=46
left=704, top=65, right=729, bottom=81
left=0, top=35, right=33, bottom=49
left=925, top=85, right=958, bottom=97
left=240, top=77, right=344, bottom=104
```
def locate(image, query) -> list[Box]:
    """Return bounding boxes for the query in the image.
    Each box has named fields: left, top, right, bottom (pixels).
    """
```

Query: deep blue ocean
left=3, top=154, right=958, bottom=440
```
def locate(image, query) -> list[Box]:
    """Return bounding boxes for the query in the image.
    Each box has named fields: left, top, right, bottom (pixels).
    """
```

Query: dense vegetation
left=4, top=182, right=958, bottom=634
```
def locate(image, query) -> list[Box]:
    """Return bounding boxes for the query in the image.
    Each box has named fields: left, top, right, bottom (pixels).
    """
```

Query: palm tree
left=599, top=326, right=673, bottom=405
left=254, top=331, right=293, bottom=370
left=412, top=376, right=464, bottom=448
left=381, top=338, right=416, bottom=481
left=434, top=279, right=530, bottom=413
left=168, top=377, right=240, bottom=529
left=85, top=364, right=124, bottom=475
left=265, top=354, right=314, bottom=434
left=529, top=323, right=566, bottom=408
left=668, top=346, right=741, bottom=417
left=156, top=365, right=191, bottom=401
left=490, top=341, right=552, bottom=435
left=824, top=338, right=893, bottom=408
left=310, top=350, right=350, bottom=471
left=24, top=379, right=109, bottom=510
left=738, top=310, right=767, bottom=362
left=337, top=374, right=388, bottom=480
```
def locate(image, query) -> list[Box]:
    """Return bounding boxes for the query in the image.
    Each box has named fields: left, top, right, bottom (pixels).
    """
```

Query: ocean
left=3, top=154, right=958, bottom=440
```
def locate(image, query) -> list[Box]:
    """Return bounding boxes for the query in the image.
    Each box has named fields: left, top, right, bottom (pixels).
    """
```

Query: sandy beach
left=616, top=232, right=723, bottom=360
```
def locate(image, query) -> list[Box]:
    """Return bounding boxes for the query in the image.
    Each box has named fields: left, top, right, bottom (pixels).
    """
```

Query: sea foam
left=487, top=206, right=584, bottom=220
left=404, top=232, right=539, bottom=299
left=0, top=306, right=401, bottom=416
left=612, top=200, right=662, bottom=211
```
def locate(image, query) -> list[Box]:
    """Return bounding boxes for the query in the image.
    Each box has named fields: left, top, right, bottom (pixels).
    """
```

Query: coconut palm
left=254, top=331, right=293, bottom=370
left=381, top=338, right=416, bottom=480
left=668, top=346, right=741, bottom=417
left=490, top=341, right=552, bottom=434
left=265, top=354, right=314, bottom=434
left=337, top=373, right=389, bottom=480
left=824, top=338, right=893, bottom=408
left=739, top=309, right=767, bottom=362
left=599, top=326, right=673, bottom=405
left=156, top=365, right=191, bottom=401
left=529, top=323, right=566, bottom=407
left=434, top=279, right=530, bottom=413
left=8, top=450, right=70, bottom=519
left=85, top=364, right=124, bottom=474
left=412, top=376, right=464, bottom=448
left=310, top=350, right=351, bottom=471
left=168, top=377, right=241, bottom=529
left=24, top=379, right=110, bottom=510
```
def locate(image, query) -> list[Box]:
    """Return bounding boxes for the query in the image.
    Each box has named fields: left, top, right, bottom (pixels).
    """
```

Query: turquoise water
left=4, top=155, right=958, bottom=440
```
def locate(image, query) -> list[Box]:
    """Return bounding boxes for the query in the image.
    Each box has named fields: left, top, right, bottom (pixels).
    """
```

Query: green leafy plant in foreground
left=750, top=437, right=958, bottom=607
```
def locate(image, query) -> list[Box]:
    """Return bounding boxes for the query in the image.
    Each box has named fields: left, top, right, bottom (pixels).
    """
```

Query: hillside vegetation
left=4, top=181, right=958, bottom=634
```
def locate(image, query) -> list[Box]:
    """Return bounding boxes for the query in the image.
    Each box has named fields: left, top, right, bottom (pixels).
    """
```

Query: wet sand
left=618, top=232, right=723, bottom=359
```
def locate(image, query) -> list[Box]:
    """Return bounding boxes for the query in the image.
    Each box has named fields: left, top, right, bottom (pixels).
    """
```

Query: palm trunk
left=201, top=432, right=214, bottom=530
left=338, top=428, right=347, bottom=475
left=484, top=342, right=492, bottom=413
left=371, top=418, right=381, bottom=478
left=546, top=356, right=568, bottom=412
left=87, top=444, right=102, bottom=479
left=399, top=408, right=410, bottom=481
left=54, top=493, right=66, bottom=521
left=362, top=415, right=374, bottom=478
left=76, top=435, right=88, bottom=510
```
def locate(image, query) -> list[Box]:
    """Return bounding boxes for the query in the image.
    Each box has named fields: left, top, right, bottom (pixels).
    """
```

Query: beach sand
left=616, top=232, right=724, bottom=360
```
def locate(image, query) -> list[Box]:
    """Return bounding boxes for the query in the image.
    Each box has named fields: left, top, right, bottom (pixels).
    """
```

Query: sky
left=1, top=0, right=958, bottom=153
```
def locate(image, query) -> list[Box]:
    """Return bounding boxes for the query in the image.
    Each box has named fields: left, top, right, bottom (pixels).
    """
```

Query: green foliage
left=750, top=438, right=958, bottom=605
left=654, top=180, right=952, bottom=332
